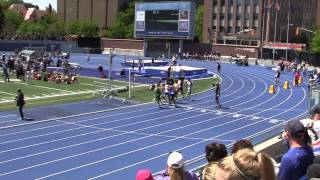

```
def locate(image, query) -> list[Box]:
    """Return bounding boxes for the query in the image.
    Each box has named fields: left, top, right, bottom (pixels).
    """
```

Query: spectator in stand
left=231, top=139, right=279, bottom=174
left=278, top=120, right=314, bottom=180
left=231, top=139, right=254, bottom=154
left=202, top=143, right=228, bottom=180
left=154, top=151, right=198, bottom=180
left=136, top=169, right=154, bottom=180
left=215, top=148, right=276, bottom=180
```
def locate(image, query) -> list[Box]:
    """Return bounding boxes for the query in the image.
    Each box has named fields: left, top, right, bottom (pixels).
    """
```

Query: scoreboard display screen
left=145, top=10, right=179, bottom=31
left=135, top=2, right=195, bottom=39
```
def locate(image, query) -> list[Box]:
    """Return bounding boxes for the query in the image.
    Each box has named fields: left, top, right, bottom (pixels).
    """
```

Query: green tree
left=17, top=21, right=44, bottom=39
left=0, top=0, right=24, bottom=9
left=0, top=5, right=4, bottom=31
left=67, top=20, right=98, bottom=37
left=194, top=5, right=204, bottom=42
left=100, top=0, right=136, bottom=39
left=2, top=9, right=23, bottom=34
left=311, top=29, right=320, bottom=54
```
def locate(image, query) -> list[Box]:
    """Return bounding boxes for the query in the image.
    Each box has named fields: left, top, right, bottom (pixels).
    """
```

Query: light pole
left=285, top=24, right=293, bottom=61
left=108, top=48, right=114, bottom=92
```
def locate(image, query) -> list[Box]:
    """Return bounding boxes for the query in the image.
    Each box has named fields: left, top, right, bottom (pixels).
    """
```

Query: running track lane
left=0, top=63, right=308, bottom=180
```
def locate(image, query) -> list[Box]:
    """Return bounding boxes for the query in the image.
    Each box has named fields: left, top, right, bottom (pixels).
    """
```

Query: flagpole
left=265, top=0, right=271, bottom=44
left=260, top=0, right=266, bottom=60
left=286, top=0, right=291, bottom=61
left=272, top=1, right=278, bottom=64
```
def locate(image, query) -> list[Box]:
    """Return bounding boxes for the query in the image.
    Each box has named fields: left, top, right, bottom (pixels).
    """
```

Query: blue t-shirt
left=278, top=146, right=314, bottom=180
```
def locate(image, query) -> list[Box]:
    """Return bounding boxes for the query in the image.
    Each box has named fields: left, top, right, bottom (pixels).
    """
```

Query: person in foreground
left=154, top=151, right=198, bottom=180
left=215, top=148, right=276, bottom=180
left=278, top=120, right=314, bottom=180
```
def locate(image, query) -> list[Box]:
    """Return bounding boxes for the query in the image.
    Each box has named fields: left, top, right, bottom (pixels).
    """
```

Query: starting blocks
left=269, top=85, right=275, bottom=94
left=283, top=80, right=290, bottom=90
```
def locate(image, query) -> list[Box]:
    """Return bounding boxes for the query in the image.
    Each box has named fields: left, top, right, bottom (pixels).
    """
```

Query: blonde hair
left=217, top=149, right=275, bottom=180
left=168, top=166, right=185, bottom=180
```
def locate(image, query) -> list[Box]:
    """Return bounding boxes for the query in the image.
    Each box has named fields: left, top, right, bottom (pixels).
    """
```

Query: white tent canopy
left=19, top=50, right=37, bottom=57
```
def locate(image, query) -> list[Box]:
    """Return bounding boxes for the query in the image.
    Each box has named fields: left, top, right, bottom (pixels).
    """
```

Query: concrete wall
left=0, top=40, right=85, bottom=53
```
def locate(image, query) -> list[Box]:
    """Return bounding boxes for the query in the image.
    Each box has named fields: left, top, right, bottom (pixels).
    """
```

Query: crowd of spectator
left=1, top=50, right=78, bottom=84
left=135, top=107, right=320, bottom=180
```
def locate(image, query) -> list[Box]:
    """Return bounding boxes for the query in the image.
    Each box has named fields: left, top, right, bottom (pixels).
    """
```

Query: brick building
left=57, top=0, right=130, bottom=29
left=203, top=0, right=320, bottom=46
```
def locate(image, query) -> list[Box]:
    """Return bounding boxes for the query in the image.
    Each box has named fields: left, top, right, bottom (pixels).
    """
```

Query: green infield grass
left=0, top=75, right=219, bottom=111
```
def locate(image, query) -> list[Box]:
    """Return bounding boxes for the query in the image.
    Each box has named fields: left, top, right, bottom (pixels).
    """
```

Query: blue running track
left=0, top=61, right=308, bottom=180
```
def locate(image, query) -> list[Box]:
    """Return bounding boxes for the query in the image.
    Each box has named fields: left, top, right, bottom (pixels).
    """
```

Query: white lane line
left=0, top=91, right=15, bottom=96
left=0, top=119, right=21, bottom=124
left=88, top=75, right=305, bottom=180
left=0, top=115, right=16, bottom=118
left=56, top=120, right=236, bottom=142
left=0, top=71, right=234, bottom=135
left=0, top=70, right=265, bottom=155
left=0, top=70, right=279, bottom=177
left=13, top=82, right=72, bottom=93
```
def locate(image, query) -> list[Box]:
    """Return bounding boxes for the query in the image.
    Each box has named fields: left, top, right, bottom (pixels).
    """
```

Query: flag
left=275, top=2, right=280, bottom=11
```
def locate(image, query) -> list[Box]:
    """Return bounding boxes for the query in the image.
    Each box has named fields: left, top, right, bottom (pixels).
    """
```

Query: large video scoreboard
left=135, top=2, right=195, bottom=39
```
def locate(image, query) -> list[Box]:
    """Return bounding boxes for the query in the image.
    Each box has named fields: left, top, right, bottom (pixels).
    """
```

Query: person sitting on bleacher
left=202, top=143, right=227, bottom=180
left=278, top=120, right=314, bottom=180
left=154, top=151, right=198, bottom=180
left=215, top=148, right=275, bottom=180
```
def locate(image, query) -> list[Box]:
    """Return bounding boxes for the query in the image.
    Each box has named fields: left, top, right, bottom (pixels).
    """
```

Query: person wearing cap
left=278, top=120, right=314, bottom=180
left=154, top=151, right=198, bottom=180
left=136, top=169, right=154, bottom=180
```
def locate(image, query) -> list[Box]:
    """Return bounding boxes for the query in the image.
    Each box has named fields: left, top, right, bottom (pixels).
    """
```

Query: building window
left=253, top=13, right=258, bottom=20
left=244, top=13, right=249, bottom=20
left=213, top=13, right=217, bottom=19
left=236, top=14, right=241, bottom=20
left=228, top=0, right=234, bottom=6
left=236, top=26, right=240, bottom=32
left=213, top=0, right=217, bottom=6
left=227, top=26, right=232, bottom=33
left=220, top=26, right=225, bottom=32
left=220, top=13, right=225, bottom=19
left=221, top=0, right=225, bottom=6
left=237, top=0, right=242, bottom=6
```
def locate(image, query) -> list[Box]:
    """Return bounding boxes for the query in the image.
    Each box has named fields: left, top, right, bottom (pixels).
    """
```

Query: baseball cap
left=136, top=169, right=154, bottom=180
left=285, top=120, right=306, bottom=135
left=167, top=151, right=184, bottom=169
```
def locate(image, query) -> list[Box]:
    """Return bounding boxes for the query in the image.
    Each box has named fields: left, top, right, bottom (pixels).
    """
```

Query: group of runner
left=151, top=78, right=193, bottom=108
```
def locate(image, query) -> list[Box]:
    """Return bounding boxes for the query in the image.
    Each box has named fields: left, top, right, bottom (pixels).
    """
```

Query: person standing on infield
left=217, top=61, right=221, bottom=73
left=15, top=88, right=25, bottom=120
left=275, top=70, right=281, bottom=85
left=215, top=83, right=221, bottom=109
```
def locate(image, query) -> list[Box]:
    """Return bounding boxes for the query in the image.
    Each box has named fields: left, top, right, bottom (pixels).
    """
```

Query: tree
left=67, top=20, right=98, bottom=37
left=194, top=5, right=204, bottom=42
left=311, top=29, right=320, bottom=54
left=100, top=0, right=136, bottom=39
left=0, top=0, right=23, bottom=9
left=0, top=4, right=4, bottom=31
left=2, top=9, right=23, bottom=34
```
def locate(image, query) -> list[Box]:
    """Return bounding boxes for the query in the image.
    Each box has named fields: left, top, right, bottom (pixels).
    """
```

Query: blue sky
left=23, top=0, right=57, bottom=10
